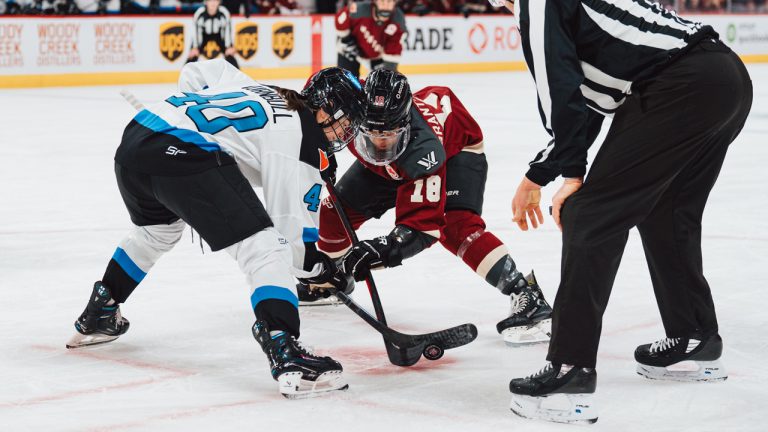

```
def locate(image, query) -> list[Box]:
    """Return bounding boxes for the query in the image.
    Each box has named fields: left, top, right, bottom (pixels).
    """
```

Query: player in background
left=335, top=0, right=407, bottom=78
left=186, top=0, right=239, bottom=69
left=66, top=59, right=366, bottom=399
left=303, top=69, right=553, bottom=346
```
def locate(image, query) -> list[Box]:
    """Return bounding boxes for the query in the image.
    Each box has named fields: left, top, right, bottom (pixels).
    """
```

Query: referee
left=494, top=0, right=753, bottom=423
left=186, top=0, right=239, bottom=69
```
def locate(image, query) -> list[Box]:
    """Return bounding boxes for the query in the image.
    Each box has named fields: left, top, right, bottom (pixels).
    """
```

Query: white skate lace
left=527, top=362, right=553, bottom=379
left=294, top=339, right=317, bottom=356
left=509, top=291, right=530, bottom=315
left=649, top=337, right=680, bottom=353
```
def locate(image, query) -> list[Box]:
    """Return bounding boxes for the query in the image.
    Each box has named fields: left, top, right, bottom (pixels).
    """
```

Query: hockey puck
left=423, top=344, right=444, bottom=361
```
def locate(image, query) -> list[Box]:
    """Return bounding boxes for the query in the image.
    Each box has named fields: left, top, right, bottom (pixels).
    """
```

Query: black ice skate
left=496, top=271, right=552, bottom=346
left=252, top=320, right=348, bottom=399
left=66, top=281, right=130, bottom=349
left=297, top=274, right=354, bottom=307
left=509, top=363, right=598, bottom=425
left=635, top=334, right=727, bottom=382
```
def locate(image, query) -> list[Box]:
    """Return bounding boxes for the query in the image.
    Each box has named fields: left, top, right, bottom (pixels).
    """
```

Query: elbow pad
left=384, top=225, right=437, bottom=267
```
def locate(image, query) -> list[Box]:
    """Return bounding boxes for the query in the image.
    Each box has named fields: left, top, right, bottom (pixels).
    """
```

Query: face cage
left=319, top=108, right=359, bottom=153
left=354, top=125, right=410, bottom=166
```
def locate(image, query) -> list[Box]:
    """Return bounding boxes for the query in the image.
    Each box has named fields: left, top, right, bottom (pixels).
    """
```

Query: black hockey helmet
left=302, top=67, right=365, bottom=153
left=355, top=69, right=412, bottom=166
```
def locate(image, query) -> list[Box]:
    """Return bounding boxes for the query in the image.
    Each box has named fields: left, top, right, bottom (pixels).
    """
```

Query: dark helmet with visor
left=302, top=67, right=365, bottom=153
left=355, top=69, right=412, bottom=166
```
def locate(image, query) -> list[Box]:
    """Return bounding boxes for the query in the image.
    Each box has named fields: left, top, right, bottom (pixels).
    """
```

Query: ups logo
left=159, top=22, right=184, bottom=62
left=236, top=22, right=258, bottom=60
left=272, top=22, right=293, bottom=60
left=202, top=40, right=221, bottom=59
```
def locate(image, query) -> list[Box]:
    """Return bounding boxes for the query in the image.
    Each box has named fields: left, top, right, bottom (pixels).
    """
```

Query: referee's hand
left=551, top=177, right=584, bottom=230
left=511, top=176, right=544, bottom=231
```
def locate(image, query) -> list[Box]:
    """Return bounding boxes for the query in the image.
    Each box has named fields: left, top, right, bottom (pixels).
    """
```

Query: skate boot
left=509, top=363, right=598, bottom=425
left=496, top=271, right=552, bottom=346
left=635, top=334, right=727, bottom=382
left=66, top=281, right=130, bottom=349
left=252, top=320, right=348, bottom=398
left=297, top=274, right=354, bottom=307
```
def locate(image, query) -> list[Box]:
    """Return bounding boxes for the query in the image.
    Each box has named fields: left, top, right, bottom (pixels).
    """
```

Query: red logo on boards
left=468, top=24, right=488, bottom=54
left=0, top=23, right=23, bottom=68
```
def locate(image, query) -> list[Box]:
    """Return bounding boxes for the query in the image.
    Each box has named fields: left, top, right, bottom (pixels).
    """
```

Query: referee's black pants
left=547, top=40, right=753, bottom=369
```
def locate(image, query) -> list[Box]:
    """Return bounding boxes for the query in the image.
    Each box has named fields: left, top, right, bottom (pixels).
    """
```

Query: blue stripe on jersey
left=302, top=227, right=319, bottom=243
left=134, top=109, right=221, bottom=152
left=250, top=285, right=298, bottom=310
left=112, top=247, right=147, bottom=283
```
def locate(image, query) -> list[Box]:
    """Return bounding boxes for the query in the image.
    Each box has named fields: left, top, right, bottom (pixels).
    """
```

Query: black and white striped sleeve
left=191, top=8, right=204, bottom=48
left=519, top=0, right=603, bottom=186
left=221, top=7, right=234, bottom=48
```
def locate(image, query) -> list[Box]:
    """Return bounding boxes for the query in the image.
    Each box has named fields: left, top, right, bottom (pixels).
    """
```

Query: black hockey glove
left=341, top=236, right=392, bottom=282
left=337, top=34, right=360, bottom=62
left=297, top=253, right=348, bottom=292
left=341, top=225, right=438, bottom=282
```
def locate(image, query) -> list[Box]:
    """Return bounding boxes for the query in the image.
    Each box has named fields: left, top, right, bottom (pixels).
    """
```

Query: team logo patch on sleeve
left=417, top=151, right=439, bottom=171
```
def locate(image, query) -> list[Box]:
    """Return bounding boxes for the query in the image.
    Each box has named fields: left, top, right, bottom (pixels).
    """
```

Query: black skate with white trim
left=635, top=334, right=727, bottom=382
left=509, top=363, right=598, bottom=425
left=252, top=320, right=348, bottom=399
left=66, top=281, right=130, bottom=349
left=496, top=271, right=552, bottom=346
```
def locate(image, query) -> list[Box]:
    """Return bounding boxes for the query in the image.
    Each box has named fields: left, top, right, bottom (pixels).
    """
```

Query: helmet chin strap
left=374, top=5, right=392, bottom=21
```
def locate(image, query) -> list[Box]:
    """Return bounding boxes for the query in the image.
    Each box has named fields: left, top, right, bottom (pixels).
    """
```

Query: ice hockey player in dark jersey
left=66, top=60, right=366, bottom=399
left=335, top=0, right=407, bottom=78
left=303, top=69, right=552, bottom=345
left=186, top=0, right=239, bottom=69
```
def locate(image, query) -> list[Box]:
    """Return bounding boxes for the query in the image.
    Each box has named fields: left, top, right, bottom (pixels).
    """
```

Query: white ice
left=1, top=66, right=767, bottom=432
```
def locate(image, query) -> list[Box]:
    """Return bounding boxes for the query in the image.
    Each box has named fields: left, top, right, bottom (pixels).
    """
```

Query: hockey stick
left=323, top=179, right=478, bottom=366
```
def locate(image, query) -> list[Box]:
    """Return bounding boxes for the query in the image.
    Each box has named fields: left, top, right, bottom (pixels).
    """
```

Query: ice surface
left=1, top=67, right=766, bottom=431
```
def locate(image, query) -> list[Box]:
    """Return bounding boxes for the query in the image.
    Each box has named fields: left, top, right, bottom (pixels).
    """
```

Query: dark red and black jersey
left=335, top=1, right=407, bottom=64
left=347, top=86, right=484, bottom=237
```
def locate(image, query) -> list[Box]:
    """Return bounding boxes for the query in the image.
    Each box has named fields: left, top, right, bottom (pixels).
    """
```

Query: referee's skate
left=635, top=334, right=728, bottom=382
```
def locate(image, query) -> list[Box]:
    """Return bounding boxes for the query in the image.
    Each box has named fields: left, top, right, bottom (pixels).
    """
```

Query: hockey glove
left=337, top=34, right=360, bottom=62
left=341, top=236, right=391, bottom=282
left=297, top=253, right=348, bottom=292
left=341, top=225, right=437, bottom=282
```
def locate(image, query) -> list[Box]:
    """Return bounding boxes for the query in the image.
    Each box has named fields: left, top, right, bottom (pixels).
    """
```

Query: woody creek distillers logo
left=159, top=22, right=184, bottom=62
left=272, top=22, right=293, bottom=60
left=37, top=22, right=81, bottom=67
left=236, top=22, right=258, bottom=60
left=93, top=22, right=135, bottom=65
left=0, top=23, right=23, bottom=67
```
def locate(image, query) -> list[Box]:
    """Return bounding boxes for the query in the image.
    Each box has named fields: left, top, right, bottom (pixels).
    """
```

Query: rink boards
left=1, top=13, right=767, bottom=87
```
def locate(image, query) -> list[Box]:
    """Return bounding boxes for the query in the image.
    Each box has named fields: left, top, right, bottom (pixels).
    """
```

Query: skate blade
left=299, top=295, right=344, bottom=307
left=66, top=332, right=120, bottom=349
left=502, top=319, right=552, bottom=346
left=510, top=393, right=597, bottom=425
left=636, top=360, right=728, bottom=382
left=278, top=371, right=348, bottom=399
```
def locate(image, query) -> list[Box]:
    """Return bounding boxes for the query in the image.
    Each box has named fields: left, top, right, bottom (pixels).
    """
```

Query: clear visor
left=354, top=126, right=409, bottom=166
left=319, top=108, right=357, bottom=153
left=487, top=0, right=506, bottom=7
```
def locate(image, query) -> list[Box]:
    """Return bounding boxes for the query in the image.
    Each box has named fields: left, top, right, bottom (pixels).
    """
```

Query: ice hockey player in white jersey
left=66, top=59, right=366, bottom=399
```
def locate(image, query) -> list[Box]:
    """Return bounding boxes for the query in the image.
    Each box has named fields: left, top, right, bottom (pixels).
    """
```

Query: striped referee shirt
left=514, top=0, right=717, bottom=185
left=190, top=6, right=234, bottom=50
